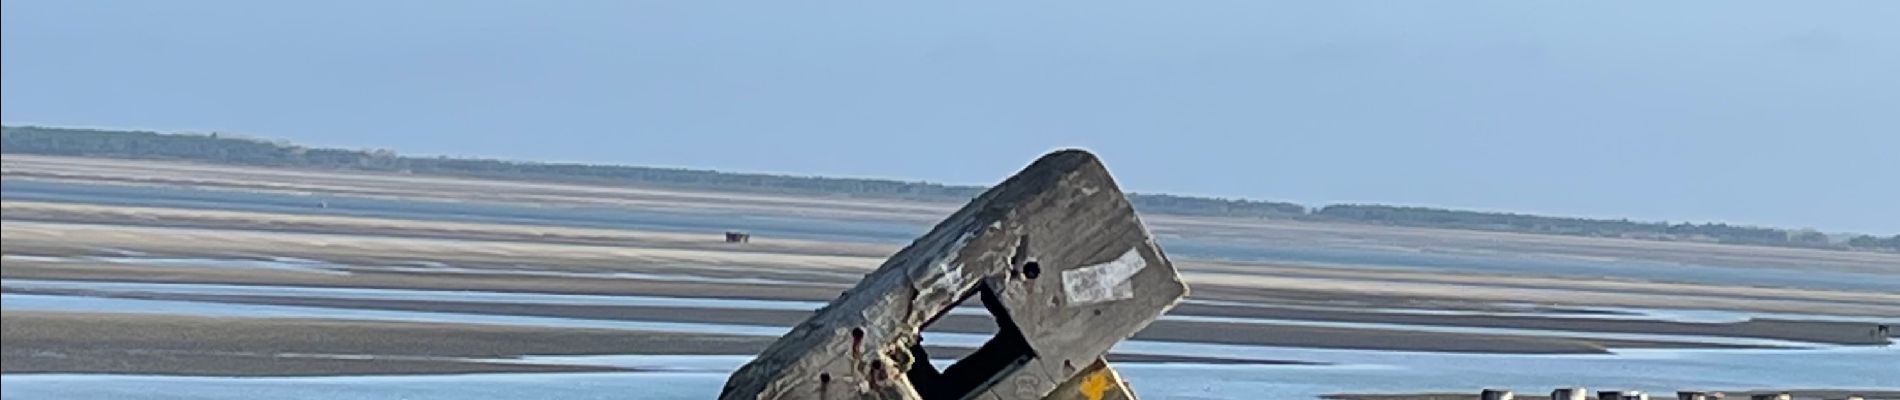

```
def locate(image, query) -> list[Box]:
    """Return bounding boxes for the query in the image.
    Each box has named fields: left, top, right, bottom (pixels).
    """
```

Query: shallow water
left=0, top=372, right=729, bottom=400
left=360, top=265, right=816, bottom=286
left=1181, top=298, right=1900, bottom=325
left=5, top=290, right=1896, bottom=388
left=0, top=293, right=1002, bottom=349
left=2, top=293, right=797, bottom=339
left=519, top=348, right=1900, bottom=398
left=1, top=279, right=835, bottom=311
left=4, top=286, right=1896, bottom=399
left=5, top=253, right=814, bottom=285
left=11, top=278, right=1884, bottom=350
left=9, top=279, right=1886, bottom=348
left=1571, top=306, right=1900, bottom=325
left=4, top=346, right=1895, bottom=400
left=4, top=254, right=352, bottom=275
left=1160, top=314, right=1823, bottom=347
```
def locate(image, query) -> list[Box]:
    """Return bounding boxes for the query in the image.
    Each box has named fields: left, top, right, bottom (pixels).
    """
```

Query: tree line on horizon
left=4, top=125, right=1894, bottom=253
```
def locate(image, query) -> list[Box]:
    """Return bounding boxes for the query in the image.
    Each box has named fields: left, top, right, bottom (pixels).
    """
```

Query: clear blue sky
left=4, top=1, right=1895, bottom=234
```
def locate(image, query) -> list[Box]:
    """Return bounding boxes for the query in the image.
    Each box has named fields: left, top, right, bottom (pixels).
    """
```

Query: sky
left=3, top=1, right=1896, bottom=234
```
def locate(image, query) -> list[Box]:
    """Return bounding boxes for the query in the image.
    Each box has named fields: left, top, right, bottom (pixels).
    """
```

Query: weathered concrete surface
left=719, top=150, right=1189, bottom=400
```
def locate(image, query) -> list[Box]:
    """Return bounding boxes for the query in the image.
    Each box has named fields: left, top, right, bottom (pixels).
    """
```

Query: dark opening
left=905, top=283, right=1037, bottom=400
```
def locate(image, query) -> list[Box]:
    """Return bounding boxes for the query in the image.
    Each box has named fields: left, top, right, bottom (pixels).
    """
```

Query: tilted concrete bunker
left=721, top=150, right=1188, bottom=400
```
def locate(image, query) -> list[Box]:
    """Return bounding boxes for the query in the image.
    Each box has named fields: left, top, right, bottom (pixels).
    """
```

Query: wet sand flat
left=0, top=312, right=1295, bottom=376
left=3, top=156, right=1897, bottom=384
left=7, top=218, right=1897, bottom=317
left=3, top=214, right=1895, bottom=380
left=5, top=255, right=1891, bottom=351
left=10, top=154, right=1899, bottom=274
left=8, top=200, right=1897, bottom=314
left=0, top=201, right=901, bottom=260
left=2, top=311, right=715, bottom=376
left=5, top=288, right=1770, bottom=354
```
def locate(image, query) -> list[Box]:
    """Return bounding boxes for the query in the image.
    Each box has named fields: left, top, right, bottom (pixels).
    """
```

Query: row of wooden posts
left=1481, top=388, right=1865, bottom=400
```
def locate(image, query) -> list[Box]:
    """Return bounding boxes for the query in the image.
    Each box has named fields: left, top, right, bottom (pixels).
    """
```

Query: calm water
left=6, top=179, right=1895, bottom=291
left=3, top=343, right=1894, bottom=400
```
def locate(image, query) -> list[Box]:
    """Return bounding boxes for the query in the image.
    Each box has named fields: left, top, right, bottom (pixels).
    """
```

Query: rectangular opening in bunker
left=905, top=282, right=1036, bottom=400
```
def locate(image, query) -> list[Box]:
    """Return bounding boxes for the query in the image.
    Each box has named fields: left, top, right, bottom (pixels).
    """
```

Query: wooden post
left=719, top=150, right=1190, bottom=400
left=1043, top=358, right=1136, bottom=400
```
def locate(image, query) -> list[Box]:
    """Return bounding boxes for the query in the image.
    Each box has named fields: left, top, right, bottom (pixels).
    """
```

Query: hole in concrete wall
left=1021, top=261, right=1041, bottom=279
left=907, top=283, right=1037, bottom=400
left=1011, top=236, right=1031, bottom=266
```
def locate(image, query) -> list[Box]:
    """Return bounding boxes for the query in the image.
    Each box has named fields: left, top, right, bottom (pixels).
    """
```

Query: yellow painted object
left=1046, top=359, right=1135, bottom=400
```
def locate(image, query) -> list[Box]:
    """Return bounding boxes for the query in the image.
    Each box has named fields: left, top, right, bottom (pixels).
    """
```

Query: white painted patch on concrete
left=1062, top=247, right=1146, bottom=305
left=935, top=260, right=964, bottom=295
